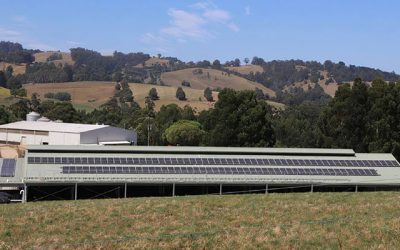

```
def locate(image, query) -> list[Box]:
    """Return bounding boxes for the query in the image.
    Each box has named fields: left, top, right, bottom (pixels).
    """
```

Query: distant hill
left=225, top=64, right=263, bottom=74
left=2, top=41, right=400, bottom=107
left=23, top=81, right=285, bottom=111
left=161, top=68, right=276, bottom=97
left=33, top=51, right=74, bottom=65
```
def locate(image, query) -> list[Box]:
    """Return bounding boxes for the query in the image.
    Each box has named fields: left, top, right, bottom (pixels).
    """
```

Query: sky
left=0, top=0, right=399, bottom=72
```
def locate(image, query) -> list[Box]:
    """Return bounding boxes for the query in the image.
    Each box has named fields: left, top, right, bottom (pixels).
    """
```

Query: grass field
left=130, top=83, right=218, bottom=111
left=1, top=192, right=400, bottom=249
left=33, top=51, right=74, bottom=65
left=161, top=68, right=276, bottom=97
left=225, top=64, right=264, bottom=75
left=0, top=62, right=26, bottom=75
left=24, top=81, right=116, bottom=110
left=0, top=87, right=10, bottom=97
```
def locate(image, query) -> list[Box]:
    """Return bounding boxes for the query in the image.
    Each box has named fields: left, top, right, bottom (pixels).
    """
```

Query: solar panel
left=29, top=156, right=398, bottom=169
left=61, top=165, right=379, bottom=176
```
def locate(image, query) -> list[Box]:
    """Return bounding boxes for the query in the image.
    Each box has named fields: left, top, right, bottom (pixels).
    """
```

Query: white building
left=0, top=112, right=137, bottom=145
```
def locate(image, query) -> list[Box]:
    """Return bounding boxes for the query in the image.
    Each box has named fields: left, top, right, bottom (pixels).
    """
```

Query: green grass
left=72, top=103, right=96, bottom=112
left=0, top=87, right=10, bottom=96
left=1, top=192, right=400, bottom=249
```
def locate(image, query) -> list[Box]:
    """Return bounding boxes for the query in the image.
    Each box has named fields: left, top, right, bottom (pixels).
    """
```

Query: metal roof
left=0, top=121, right=108, bottom=133
left=27, top=145, right=356, bottom=156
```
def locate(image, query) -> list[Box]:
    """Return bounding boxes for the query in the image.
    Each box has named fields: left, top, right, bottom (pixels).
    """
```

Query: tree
left=44, top=102, right=81, bottom=123
left=164, top=120, right=204, bottom=146
left=0, top=71, right=7, bottom=87
left=8, top=99, right=30, bottom=120
left=0, top=105, right=14, bottom=125
left=244, top=58, right=249, bottom=65
left=254, top=88, right=265, bottom=100
left=199, top=89, right=275, bottom=147
left=112, top=71, right=123, bottom=82
left=234, top=58, right=240, bottom=67
left=251, top=56, right=265, bottom=65
left=212, top=59, right=221, bottom=69
left=148, top=87, right=159, bottom=101
left=204, top=87, right=213, bottom=102
left=176, top=87, right=186, bottom=101
left=10, top=88, right=27, bottom=97
left=30, top=93, right=41, bottom=112
left=319, top=78, right=369, bottom=151
left=181, top=80, right=191, bottom=87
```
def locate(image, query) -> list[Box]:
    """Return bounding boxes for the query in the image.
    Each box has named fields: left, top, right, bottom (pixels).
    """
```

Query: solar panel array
left=61, top=166, right=379, bottom=176
left=0, top=159, right=16, bottom=177
left=27, top=156, right=399, bottom=167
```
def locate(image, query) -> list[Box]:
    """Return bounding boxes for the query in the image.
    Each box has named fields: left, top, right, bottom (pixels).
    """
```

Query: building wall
left=49, top=132, right=80, bottom=145
left=80, top=127, right=137, bottom=145
left=0, top=131, right=49, bottom=145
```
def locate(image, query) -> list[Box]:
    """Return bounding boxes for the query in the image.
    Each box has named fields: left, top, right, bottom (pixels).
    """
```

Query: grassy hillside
left=23, top=81, right=285, bottom=112
left=137, top=57, right=170, bottom=67
left=130, top=83, right=218, bottom=111
left=1, top=192, right=400, bottom=249
left=161, top=68, right=276, bottom=97
left=24, top=81, right=115, bottom=110
left=0, top=62, right=26, bottom=75
left=225, top=64, right=264, bottom=74
left=33, top=51, right=74, bottom=65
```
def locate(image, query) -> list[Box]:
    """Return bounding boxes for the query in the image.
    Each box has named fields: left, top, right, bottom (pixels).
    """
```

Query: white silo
left=26, top=112, right=40, bottom=122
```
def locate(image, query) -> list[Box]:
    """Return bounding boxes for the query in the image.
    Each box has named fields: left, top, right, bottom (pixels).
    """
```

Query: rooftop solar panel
left=28, top=156, right=398, bottom=169
left=61, top=165, right=379, bottom=177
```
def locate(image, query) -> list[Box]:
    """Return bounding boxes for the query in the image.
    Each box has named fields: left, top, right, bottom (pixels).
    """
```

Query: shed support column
left=74, top=183, right=78, bottom=200
left=219, top=184, right=223, bottom=195
left=355, top=185, right=358, bottom=193
left=310, top=184, right=314, bottom=193
left=23, top=184, right=27, bottom=203
left=172, top=183, right=175, bottom=197
left=265, top=184, right=268, bottom=194
left=124, top=183, right=127, bottom=198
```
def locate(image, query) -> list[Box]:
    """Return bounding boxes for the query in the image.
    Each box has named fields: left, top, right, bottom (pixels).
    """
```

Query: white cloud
left=203, top=9, right=230, bottom=22
left=227, top=23, right=240, bottom=32
left=141, top=2, right=240, bottom=52
left=191, top=2, right=210, bottom=10
left=245, top=6, right=251, bottom=16
left=161, top=8, right=208, bottom=39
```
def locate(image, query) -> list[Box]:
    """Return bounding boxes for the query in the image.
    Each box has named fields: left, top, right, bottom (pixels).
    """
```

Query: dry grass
left=1, top=192, right=400, bottom=249
left=24, top=81, right=116, bottom=109
left=225, top=64, right=264, bottom=74
left=134, top=57, right=170, bottom=68
left=130, top=83, right=218, bottom=111
left=161, top=68, right=276, bottom=97
left=33, top=52, right=74, bottom=65
left=22, top=81, right=283, bottom=112
left=0, top=62, right=26, bottom=75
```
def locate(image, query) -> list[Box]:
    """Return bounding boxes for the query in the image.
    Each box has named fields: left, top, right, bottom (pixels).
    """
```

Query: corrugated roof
left=0, top=121, right=108, bottom=133
left=27, top=145, right=356, bottom=156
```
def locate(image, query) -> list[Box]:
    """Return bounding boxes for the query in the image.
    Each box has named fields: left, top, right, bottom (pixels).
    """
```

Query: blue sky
left=0, top=0, right=399, bottom=72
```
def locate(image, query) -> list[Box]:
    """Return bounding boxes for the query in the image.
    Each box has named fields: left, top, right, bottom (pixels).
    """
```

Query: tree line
left=1, top=78, right=399, bottom=160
